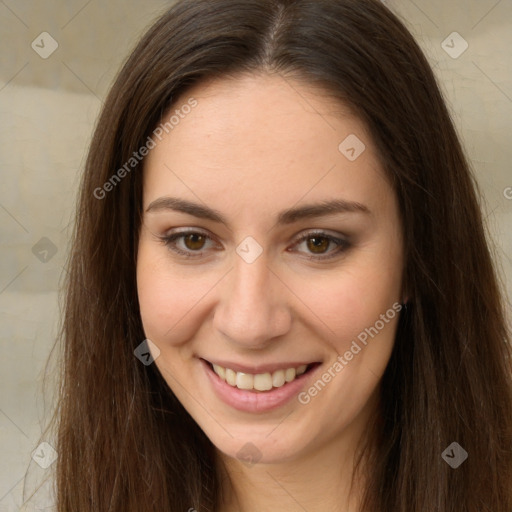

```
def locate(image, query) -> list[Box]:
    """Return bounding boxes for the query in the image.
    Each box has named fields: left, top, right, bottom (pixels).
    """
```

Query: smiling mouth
left=202, top=359, right=320, bottom=392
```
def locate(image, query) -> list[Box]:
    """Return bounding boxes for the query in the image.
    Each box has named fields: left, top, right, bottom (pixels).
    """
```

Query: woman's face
left=137, top=73, right=404, bottom=464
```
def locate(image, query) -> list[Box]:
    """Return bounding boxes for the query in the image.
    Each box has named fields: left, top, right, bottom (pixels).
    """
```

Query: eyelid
left=155, top=228, right=220, bottom=257
left=156, top=227, right=350, bottom=260
left=290, top=230, right=350, bottom=260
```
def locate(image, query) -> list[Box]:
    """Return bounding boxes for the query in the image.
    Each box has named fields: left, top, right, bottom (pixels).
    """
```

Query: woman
left=49, top=0, right=512, bottom=510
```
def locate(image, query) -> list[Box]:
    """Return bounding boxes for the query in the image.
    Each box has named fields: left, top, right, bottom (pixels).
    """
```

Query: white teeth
left=211, top=362, right=311, bottom=391
left=296, top=364, right=307, bottom=376
left=272, top=370, right=286, bottom=388
left=285, top=368, right=296, bottom=382
left=225, top=368, right=236, bottom=386
left=253, top=373, right=273, bottom=391
left=236, top=372, right=253, bottom=390
left=212, top=364, right=225, bottom=380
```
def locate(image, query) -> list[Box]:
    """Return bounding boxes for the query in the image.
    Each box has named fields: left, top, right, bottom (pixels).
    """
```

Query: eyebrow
left=145, top=196, right=371, bottom=226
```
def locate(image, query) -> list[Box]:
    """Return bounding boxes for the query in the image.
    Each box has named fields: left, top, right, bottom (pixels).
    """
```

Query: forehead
left=142, top=73, right=392, bottom=219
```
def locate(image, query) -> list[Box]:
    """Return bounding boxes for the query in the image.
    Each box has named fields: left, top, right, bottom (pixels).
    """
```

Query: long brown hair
left=50, top=0, right=512, bottom=510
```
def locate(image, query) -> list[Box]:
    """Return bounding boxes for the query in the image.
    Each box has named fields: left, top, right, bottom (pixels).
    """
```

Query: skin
left=137, top=73, right=405, bottom=512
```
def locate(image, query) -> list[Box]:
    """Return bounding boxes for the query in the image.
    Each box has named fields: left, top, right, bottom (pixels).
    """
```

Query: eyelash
left=156, top=229, right=350, bottom=261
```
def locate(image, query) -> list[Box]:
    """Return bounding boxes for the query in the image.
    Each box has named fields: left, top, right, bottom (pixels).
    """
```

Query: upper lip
left=201, top=357, right=320, bottom=374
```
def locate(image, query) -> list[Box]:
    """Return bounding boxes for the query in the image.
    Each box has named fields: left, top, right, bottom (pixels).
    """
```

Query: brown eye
left=183, top=233, right=207, bottom=251
left=292, top=231, right=350, bottom=260
left=158, top=230, right=216, bottom=258
left=306, top=236, right=331, bottom=254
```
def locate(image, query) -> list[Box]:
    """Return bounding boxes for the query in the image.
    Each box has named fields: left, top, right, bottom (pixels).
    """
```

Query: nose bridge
left=213, top=251, right=290, bottom=347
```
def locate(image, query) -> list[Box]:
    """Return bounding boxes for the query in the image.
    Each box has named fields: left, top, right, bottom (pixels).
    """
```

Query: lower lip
left=201, top=359, right=320, bottom=413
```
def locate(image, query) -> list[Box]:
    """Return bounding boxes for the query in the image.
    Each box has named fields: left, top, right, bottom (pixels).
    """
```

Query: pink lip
left=202, top=358, right=318, bottom=374
left=200, top=358, right=321, bottom=413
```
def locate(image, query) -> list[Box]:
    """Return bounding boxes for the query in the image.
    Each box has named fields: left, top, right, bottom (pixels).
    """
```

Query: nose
left=212, top=251, right=292, bottom=349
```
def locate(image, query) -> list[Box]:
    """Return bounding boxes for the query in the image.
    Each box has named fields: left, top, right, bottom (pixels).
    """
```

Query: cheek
left=136, top=245, right=202, bottom=345
left=290, top=255, right=402, bottom=357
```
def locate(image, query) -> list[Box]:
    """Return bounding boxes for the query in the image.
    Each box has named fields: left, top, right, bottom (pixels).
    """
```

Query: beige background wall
left=0, top=0, right=511, bottom=510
